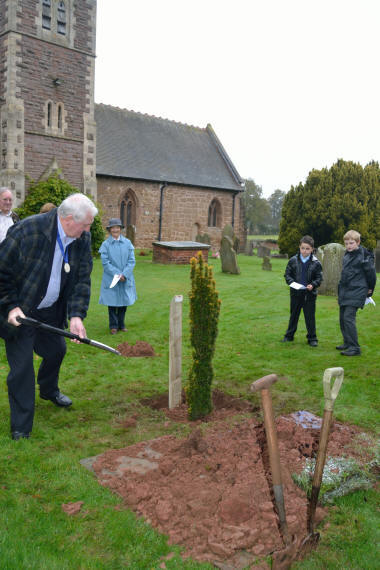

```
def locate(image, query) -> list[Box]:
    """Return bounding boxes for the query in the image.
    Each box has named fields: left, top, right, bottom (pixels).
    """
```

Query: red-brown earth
left=117, top=341, right=156, bottom=357
left=88, top=391, right=373, bottom=569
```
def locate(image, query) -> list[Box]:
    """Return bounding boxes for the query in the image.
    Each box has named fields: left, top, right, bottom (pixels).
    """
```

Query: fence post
left=169, top=295, right=183, bottom=409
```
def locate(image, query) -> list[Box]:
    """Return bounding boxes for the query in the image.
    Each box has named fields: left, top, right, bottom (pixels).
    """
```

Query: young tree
left=15, top=175, right=105, bottom=256
left=186, top=252, right=221, bottom=420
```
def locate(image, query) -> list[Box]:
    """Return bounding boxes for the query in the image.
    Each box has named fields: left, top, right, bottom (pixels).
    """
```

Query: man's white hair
left=0, top=187, right=13, bottom=198
left=58, top=193, right=98, bottom=221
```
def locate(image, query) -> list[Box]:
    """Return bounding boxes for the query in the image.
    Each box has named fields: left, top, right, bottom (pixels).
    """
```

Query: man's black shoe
left=336, top=344, right=347, bottom=350
left=40, top=392, right=72, bottom=407
left=12, top=431, right=30, bottom=440
left=281, top=337, right=293, bottom=342
left=309, top=340, right=318, bottom=347
left=341, top=349, right=361, bottom=356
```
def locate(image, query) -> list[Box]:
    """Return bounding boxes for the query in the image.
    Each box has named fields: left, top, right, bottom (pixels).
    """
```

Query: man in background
left=0, top=187, right=20, bottom=243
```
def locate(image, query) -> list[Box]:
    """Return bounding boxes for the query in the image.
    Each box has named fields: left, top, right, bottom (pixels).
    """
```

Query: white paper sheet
left=290, top=282, right=306, bottom=290
left=110, top=274, right=121, bottom=288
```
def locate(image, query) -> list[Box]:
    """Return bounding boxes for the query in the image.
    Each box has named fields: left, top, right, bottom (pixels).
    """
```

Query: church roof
left=95, top=104, right=243, bottom=192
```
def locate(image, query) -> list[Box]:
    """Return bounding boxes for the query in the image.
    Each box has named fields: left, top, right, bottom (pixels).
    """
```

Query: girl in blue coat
left=99, top=218, right=137, bottom=334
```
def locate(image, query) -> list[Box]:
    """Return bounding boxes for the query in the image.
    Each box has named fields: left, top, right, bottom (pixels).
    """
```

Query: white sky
left=95, top=0, right=380, bottom=197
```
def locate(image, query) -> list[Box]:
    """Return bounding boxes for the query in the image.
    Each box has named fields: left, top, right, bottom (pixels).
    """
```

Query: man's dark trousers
left=5, top=304, right=66, bottom=434
left=339, top=305, right=359, bottom=350
left=284, top=293, right=317, bottom=341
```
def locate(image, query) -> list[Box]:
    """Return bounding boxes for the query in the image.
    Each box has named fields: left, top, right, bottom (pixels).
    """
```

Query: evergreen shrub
left=186, top=252, right=221, bottom=420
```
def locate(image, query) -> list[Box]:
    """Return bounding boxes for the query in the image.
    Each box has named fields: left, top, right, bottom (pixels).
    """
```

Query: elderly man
left=0, top=187, right=20, bottom=243
left=0, top=193, right=98, bottom=440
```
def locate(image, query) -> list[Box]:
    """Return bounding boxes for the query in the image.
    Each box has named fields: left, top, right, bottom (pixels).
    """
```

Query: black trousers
left=5, top=304, right=66, bottom=434
left=284, top=293, right=317, bottom=341
left=339, top=305, right=359, bottom=350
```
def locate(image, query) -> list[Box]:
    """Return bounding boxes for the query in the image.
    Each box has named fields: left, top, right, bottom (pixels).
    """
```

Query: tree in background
left=186, top=252, right=221, bottom=420
left=241, top=179, right=285, bottom=235
left=15, top=175, right=105, bottom=256
left=278, top=159, right=380, bottom=255
left=241, top=178, right=271, bottom=234
left=267, top=189, right=286, bottom=232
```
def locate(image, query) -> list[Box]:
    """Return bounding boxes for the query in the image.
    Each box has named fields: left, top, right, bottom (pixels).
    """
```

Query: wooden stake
left=169, top=295, right=183, bottom=409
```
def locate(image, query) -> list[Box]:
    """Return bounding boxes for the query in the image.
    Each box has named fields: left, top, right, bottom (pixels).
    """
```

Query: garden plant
left=186, top=252, right=221, bottom=420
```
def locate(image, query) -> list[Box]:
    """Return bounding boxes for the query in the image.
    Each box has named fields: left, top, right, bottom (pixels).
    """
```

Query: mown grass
left=247, top=234, right=278, bottom=241
left=0, top=253, right=378, bottom=569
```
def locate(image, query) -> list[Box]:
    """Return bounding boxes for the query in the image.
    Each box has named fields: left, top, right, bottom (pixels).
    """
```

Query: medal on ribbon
left=57, top=231, right=70, bottom=273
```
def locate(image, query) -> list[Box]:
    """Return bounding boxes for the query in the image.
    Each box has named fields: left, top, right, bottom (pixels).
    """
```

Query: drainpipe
left=158, top=182, right=168, bottom=241
left=231, top=191, right=238, bottom=228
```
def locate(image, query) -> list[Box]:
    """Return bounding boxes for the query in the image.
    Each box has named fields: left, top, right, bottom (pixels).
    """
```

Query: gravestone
left=317, top=243, right=345, bottom=296
left=245, top=240, right=255, bottom=256
left=257, top=244, right=271, bottom=258
left=126, top=224, right=136, bottom=245
left=195, top=233, right=211, bottom=245
left=222, top=224, right=234, bottom=240
left=220, top=235, right=240, bottom=274
left=375, top=240, right=380, bottom=273
left=222, top=224, right=239, bottom=253
left=262, top=255, right=272, bottom=271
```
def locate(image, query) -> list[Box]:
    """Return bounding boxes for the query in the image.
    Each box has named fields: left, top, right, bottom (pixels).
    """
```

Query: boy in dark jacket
left=337, top=229, right=376, bottom=356
left=282, top=235, right=323, bottom=346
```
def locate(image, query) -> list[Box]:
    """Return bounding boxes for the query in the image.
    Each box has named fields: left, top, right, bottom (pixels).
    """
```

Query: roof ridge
left=95, top=102, right=204, bottom=131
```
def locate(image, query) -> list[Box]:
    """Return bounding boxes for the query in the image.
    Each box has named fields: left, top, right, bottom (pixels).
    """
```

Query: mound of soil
left=117, top=341, right=156, bottom=357
left=89, top=393, right=373, bottom=569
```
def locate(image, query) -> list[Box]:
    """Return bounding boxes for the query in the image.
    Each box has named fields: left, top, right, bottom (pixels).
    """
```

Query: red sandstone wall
left=152, top=244, right=209, bottom=265
left=97, top=176, right=246, bottom=252
left=24, top=133, right=83, bottom=189
left=20, top=36, right=89, bottom=139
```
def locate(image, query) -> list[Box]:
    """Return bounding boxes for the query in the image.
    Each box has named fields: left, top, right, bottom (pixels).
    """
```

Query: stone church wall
left=97, top=176, right=245, bottom=252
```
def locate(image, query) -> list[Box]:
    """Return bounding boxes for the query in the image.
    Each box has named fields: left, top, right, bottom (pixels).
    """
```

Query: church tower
left=0, top=0, right=97, bottom=204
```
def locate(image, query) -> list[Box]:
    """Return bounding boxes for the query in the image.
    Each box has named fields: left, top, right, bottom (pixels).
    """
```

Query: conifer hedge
left=278, top=159, right=380, bottom=255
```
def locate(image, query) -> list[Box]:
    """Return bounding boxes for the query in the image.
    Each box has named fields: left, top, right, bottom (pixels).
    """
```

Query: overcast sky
left=95, top=0, right=380, bottom=197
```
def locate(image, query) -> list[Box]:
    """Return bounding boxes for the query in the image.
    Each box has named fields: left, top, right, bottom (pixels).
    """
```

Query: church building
left=0, top=0, right=245, bottom=251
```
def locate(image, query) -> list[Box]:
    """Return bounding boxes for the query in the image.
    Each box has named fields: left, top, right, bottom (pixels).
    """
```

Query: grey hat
left=106, top=218, right=124, bottom=230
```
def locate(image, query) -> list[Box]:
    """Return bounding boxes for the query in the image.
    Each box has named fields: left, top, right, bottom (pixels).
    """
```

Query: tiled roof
left=95, top=104, right=243, bottom=192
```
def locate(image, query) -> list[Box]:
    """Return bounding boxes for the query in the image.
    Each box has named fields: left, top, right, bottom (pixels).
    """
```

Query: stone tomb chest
left=152, top=241, right=210, bottom=264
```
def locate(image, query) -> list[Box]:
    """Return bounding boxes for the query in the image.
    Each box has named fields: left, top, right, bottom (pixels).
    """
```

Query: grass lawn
left=0, top=253, right=378, bottom=569
left=247, top=234, right=278, bottom=241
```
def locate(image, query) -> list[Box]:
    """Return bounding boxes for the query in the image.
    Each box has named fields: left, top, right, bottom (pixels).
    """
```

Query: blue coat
left=99, top=236, right=137, bottom=307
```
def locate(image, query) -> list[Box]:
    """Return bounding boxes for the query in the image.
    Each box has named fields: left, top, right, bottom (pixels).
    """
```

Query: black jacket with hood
left=338, top=246, right=376, bottom=308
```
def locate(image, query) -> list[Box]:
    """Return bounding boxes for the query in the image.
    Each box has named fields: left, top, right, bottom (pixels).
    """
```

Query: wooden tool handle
left=250, top=374, right=278, bottom=392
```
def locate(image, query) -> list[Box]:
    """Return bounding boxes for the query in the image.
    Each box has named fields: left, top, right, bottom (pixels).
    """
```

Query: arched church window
left=120, top=190, right=137, bottom=229
left=57, top=1, right=66, bottom=35
left=42, top=0, right=51, bottom=30
left=57, top=104, right=63, bottom=130
left=47, top=102, right=52, bottom=127
left=208, top=198, right=221, bottom=227
left=120, top=198, right=134, bottom=227
left=126, top=200, right=133, bottom=227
